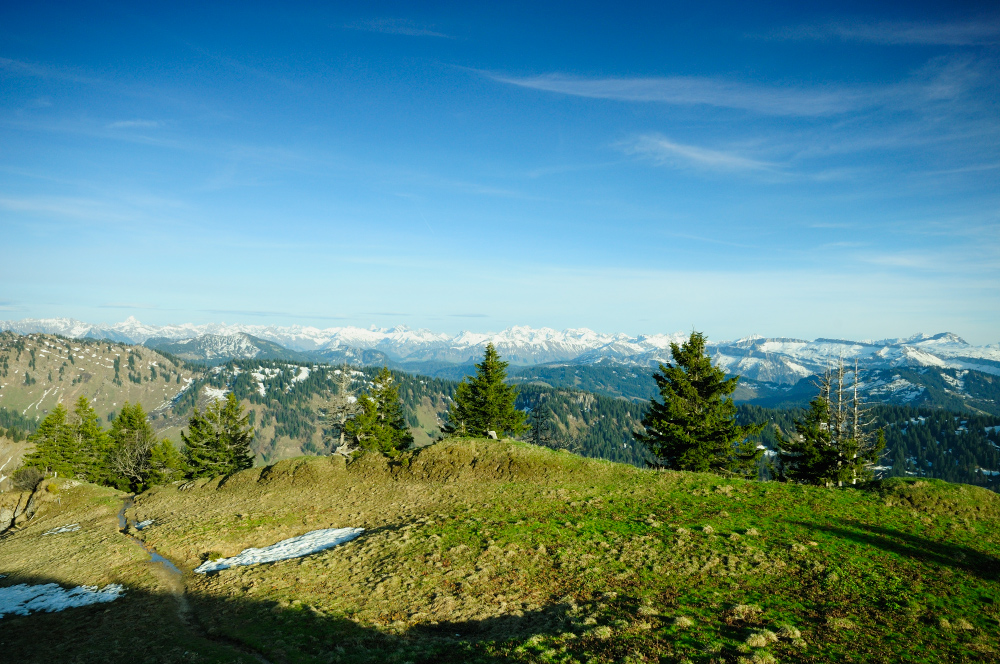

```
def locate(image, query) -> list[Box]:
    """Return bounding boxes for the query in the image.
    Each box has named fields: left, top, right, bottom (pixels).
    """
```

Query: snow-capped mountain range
left=3, top=317, right=999, bottom=384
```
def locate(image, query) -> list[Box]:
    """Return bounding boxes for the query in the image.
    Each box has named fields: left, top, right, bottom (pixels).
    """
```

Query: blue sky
left=2, top=1, right=998, bottom=343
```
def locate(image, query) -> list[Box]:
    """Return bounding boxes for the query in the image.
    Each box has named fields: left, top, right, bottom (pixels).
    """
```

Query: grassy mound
left=869, top=477, right=1000, bottom=520
left=1, top=438, right=998, bottom=663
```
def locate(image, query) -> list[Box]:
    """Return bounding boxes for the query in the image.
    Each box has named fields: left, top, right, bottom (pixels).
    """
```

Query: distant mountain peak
left=1, top=318, right=997, bottom=382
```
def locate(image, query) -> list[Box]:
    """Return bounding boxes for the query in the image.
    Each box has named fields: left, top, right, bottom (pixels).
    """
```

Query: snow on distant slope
left=3, top=317, right=999, bottom=384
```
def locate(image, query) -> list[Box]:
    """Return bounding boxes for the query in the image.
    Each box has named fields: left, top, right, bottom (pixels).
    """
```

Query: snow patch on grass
left=0, top=583, right=124, bottom=618
left=42, top=523, right=80, bottom=535
left=193, top=527, right=364, bottom=573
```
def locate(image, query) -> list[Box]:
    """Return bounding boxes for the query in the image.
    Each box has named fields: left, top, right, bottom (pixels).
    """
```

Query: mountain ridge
left=3, top=317, right=999, bottom=386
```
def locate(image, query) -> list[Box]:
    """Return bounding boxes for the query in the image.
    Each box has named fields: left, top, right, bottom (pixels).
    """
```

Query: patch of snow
left=134, top=520, right=154, bottom=530
left=977, top=468, right=1000, bottom=477
left=0, top=583, right=124, bottom=618
left=193, top=527, right=364, bottom=573
left=42, top=523, right=80, bottom=535
left=203, top=386, right=228, bottom=401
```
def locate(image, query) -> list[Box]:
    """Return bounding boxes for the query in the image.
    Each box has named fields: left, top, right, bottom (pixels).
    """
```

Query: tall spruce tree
left=637, top=331, right=762, bottom=476
left=445, top=343, right=526, bottom=438
left=182, top=393, right=255, bottom=478
left=525, top=399, right=554, bottom=447
left=69, top=396, right=111, bottom=483
left=343, top=367, right=413, bottom=455
left=23, top=403, right=72, bottom=476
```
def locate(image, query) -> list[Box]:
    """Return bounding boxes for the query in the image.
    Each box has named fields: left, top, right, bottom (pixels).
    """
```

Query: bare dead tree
left=816, top=358, right=885, bottom=486
left=109, top=428, right=157, bottom=489
left=326, top=366, right=361, bottom=455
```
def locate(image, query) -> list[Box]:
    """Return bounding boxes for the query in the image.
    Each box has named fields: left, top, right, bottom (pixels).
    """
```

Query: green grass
left=2, top=439, right=999, bottom=663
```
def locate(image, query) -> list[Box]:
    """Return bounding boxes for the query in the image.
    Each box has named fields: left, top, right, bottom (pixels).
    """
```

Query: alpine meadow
left=2, top=3, right=1000, bottom=664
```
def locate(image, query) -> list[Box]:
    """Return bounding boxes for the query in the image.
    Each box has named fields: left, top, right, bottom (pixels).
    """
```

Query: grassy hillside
left=2, top=438, right=998, bottom=663
left=0, top=332, right=203, bottom=442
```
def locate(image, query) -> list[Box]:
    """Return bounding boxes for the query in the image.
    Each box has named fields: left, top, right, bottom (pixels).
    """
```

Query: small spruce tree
left=343, top=368, right=413, bottom=455
left=69, top=396, right=112, bottom=483
left=182, top=393, right=255, bottom=478
left=636, top=331, right=762, bottom=477
left=445, top=343, right=526, bottom=438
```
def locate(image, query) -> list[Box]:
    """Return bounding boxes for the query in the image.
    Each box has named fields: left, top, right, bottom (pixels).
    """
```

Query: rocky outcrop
left=0, top=481, right=50, bottom=534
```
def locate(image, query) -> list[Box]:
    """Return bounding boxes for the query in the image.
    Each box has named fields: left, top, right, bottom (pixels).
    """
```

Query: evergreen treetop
left=636, top=331, right=762, bottom=477
left=446, top=343, right=526, bottom=438
left=182, top=393, right=255, bottom=478
left=343, top=367, right=413, bottom=456
left=24, top=403, right=72, bottom=476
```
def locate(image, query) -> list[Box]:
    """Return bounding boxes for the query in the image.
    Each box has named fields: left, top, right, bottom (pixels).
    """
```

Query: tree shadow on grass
left=0, top=572, right=624, bottom=664
left=791, top=519, right=1000, bottom=581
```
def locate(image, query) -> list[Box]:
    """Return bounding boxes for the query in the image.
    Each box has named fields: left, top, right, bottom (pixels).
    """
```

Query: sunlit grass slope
left=2, top=438, right=999, bottom=663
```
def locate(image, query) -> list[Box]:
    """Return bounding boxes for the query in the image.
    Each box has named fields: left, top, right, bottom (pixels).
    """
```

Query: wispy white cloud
left=488, top=72, right=865, bottom=116
left=98, top=302, right=161, bottom=310
left=106, top=119, right=160, bottom=129
left=346, top=18, right=453, bottom=39
left=775, top=19, right=1000, bottom=46
left=0, top=57, right=101, bottom=84
left=0, top=195, right=136, bottom=222
left=487, top=55, right=990, bottom=118
left=622, top=134, right=775, bottom=173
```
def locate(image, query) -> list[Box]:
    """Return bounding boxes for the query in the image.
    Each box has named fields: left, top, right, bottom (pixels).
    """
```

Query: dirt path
left=117, top=497, right=273, bottom=664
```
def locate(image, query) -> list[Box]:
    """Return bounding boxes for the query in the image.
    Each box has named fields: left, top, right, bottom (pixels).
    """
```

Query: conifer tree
left=69, top=396, right=111, bottom=483
left=774, top=395, right=833, bottom=483
left=148, top=439, right=187, bottom=485
left=777, top=361, right=885, bottom=486
left=525, top=400, right=553, bottom=447
left=108, top=402, right=158, bottom=491
left=636, top=331, right=762, bottom=476
left=343, top=367, right=413, bottom=455
left=182, top=393, right=255, bottom=478
left=445, top=343, right=526, bottom=438
left=23, top=403, right=72, bottom=476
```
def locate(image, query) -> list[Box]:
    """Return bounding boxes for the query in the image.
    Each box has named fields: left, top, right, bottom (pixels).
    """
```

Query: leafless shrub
left=12, top=467, right=44, bottom=492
